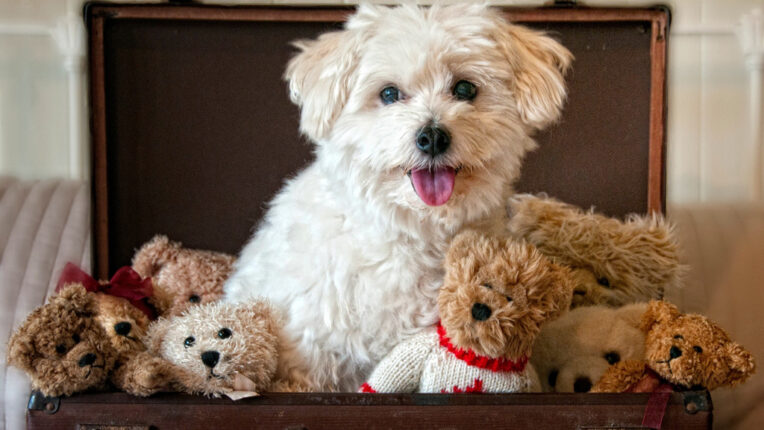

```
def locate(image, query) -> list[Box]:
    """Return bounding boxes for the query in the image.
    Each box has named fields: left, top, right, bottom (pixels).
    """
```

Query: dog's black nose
left=78, top=353, right=97, bottom=367
left=416, top=124, right=450, bottom=157
left=201, top=350, right=220, bottom=368
left=471, top=303, right=492, bottom=321
left=574, top=377, right=592, bottom=393
left=114, top=321, right=132, bottom=336
left=670, top=346, right=682, bottom=360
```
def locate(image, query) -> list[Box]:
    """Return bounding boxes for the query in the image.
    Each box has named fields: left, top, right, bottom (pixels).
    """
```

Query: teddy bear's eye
left=184, top=336, right=195, bottom=348
left=693, top=346, right=703, bottom=353
left=482, top=284, right=493, bottom=290
left=596, top=277, right=611, bottom=288
left=548, top=369, right=558, bottom=387
left=218, top=328, right=232, bottom=339
left=55, top=344, right=68, bottom=354
left=188, top=295, right=200, bottom=304
left=72, top=333, right=80, bottom=343
left=506, top=295, right=512, bottom=302
left=674, top=334, right=684, bottom=340
left=604, top=351, right=621, bottom=365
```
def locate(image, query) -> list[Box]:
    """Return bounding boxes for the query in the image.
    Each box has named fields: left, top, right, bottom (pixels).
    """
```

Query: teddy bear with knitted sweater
left=360, top=231, right=574, bottom=393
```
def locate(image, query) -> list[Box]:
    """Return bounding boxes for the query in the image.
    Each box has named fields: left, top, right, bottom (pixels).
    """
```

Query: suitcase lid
left=86, top=4, right=669, bottom=277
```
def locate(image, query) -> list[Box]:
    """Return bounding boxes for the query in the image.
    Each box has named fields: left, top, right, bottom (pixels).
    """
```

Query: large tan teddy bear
left=531, top=303, right=647, bottom=393
left=359, top=231, right=574, bottom=393
left=507, top=194, right=682, bottom=308
left=132, top=235, right=236, bottom=316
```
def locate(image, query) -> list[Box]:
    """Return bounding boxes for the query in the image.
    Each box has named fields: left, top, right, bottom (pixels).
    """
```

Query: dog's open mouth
left=407, top=166, right=460, bottom=206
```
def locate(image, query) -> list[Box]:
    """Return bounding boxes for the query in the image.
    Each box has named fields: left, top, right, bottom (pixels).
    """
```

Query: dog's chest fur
left=223, top=164, right=478, bottom=390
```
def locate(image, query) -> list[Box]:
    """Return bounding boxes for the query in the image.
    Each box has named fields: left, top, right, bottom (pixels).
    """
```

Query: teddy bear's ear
left=234, top=301, right=278, bottom=335
left=145, top=318, right=171, bottom=353
left=446, top=230, right=492, bottom=267
left=132, top=235, right=180, bottom=277
left=640, top=300, right=680, bottom=333
left=725, top=342, right=756, bottom=386
left=535, top=259, right=575, bottom=322
left=52, top=284, right=97, bottom=316
left=7, top=324, right=37, bottom=371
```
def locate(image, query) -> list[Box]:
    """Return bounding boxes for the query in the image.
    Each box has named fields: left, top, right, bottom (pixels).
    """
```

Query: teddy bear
left=531, top=303, right=647, bottom=393
left=592, top=300, right=756, bottom=393
left=507, top=194, right=682, bottom=308
left=132, top=235, right=236, bottom=317
left=144, top=300, right=301, bottom=397
left=359, top=230, right=574, bottom=393
left=7, top=283, right=172, bottom=397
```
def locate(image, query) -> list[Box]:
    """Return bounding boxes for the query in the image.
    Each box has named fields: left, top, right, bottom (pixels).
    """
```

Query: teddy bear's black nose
left=78, top=353, right=97, bottom=367
left=415, top=124, right=451, bottom=157
left=114, top=321, right=132, bottom=336
left=574, top=377, right=592, bottom=393
left=201, top=350, right=220, bottom=368
left=670, top=346, right=682, bottom=360
left=471, top=303, right=492, bottom=321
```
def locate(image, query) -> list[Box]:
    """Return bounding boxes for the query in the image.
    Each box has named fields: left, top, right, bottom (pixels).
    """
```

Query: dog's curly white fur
left=223, top=4, right=572, bottom=391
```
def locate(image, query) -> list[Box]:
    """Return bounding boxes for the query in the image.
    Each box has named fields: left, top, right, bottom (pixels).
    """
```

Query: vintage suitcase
left=27, top=2, right=713, bottom=429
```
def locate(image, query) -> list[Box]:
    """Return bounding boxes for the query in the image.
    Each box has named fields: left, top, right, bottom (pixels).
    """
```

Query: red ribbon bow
left=56, top=263, right=157, bottom=320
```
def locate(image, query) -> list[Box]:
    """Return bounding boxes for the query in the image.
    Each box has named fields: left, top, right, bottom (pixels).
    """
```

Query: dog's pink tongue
left=410, top=167, right=456, bottom=206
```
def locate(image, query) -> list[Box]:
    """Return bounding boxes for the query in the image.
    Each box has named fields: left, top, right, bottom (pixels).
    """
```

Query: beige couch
left=0, top=176, right=761, bottom=429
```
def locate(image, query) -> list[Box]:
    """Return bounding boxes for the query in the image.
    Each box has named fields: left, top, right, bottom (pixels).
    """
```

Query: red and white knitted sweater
left=360, top=324, right=541, bottom=393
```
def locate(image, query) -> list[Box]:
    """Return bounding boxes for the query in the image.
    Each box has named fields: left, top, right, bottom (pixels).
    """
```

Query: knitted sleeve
left=360, top=327, right=438, bottom=393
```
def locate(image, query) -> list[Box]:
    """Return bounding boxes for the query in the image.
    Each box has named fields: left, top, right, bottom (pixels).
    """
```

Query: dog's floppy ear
left=492, top=20, right=573, bottom=130
left=284, top=6, right=377, bottom=142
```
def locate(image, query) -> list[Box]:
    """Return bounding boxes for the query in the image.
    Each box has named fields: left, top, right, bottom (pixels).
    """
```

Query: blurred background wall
left=1, top=0, right=763, bottom=204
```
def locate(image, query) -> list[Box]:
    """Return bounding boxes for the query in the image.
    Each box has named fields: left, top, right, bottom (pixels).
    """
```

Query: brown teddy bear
left=507, top=194, right=682, bottom=308
left=531, top=303, right=647, bottom=393
left=592, top=301, right=756, bottom=393
left=145, top=300, right=299, bottom=397
left=132, top=235, right=235, bottom=317
left=7, top=284, right=172, bottom=397
left=359, top=231, right=573, bottom=393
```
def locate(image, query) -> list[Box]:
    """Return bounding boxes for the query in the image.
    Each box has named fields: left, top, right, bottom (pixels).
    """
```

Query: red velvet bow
left=56, top=263, right=157, bottom=320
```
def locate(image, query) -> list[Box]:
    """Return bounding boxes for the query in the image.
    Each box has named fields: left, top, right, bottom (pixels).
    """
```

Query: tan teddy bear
left=145, top=300, right=301, bottom=397
left=507, top=194, right=682, bottom=308
left=592, top=301, right=756, bottom=393
left=359, top=231, right=573, bottom=393
left=531, top=303, right=647, bottom=393
left=132, top=235, right=236, bottom=317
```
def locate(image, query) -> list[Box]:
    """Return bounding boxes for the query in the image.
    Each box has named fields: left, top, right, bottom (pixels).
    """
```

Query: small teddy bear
left=132, top=235, right=236, bottom=317
left=531, top=303, right=647, bottom=393
left=145, top=300, right=293, bottom=397
left=359, top=231, right=573, bottom=393
left=507, top=194, right=682, bottom=308
left=592, top=301, right=756, bottom=393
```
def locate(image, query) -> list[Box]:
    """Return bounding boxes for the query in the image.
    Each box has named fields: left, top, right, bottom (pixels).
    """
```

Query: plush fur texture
left=224, top=3, right=572, bottom=391
left=133, top=235, right=235, bottom=317
left=531, top=303, right=647, bottom=393
left=6, top=284, right=171, bottom=397
left=145, top=301, right=298, bottom=397
left=507, top=194, right=682, bottom=308
left=440, top=231, right=574, bottom=361
left=592, top=301, right=756, bottom=392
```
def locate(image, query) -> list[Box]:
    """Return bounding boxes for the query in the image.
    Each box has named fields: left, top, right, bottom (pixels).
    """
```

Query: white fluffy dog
left=223, top=3, right=572, bottom=391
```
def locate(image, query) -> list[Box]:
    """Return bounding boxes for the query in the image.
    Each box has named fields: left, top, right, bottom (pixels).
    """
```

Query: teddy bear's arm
left=111, top=351, right=177, bottom=396
left=590, top=359, right=648, bottom=393
left=360, top=328, right=438, bottom=393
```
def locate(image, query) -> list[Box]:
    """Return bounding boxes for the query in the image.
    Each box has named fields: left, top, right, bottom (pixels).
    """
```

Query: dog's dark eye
left=604, top=351, right=621, bottom=365
left=597, top=277, right=611, bottom=288
left=482, top=284, right=493, bottom=290
left=218, top=328, right=232, bottom=339
left=380, top=86, right=401, bottom=105
left=55, top=344, right=67, bottom=354
left=72, top=333, right=80, bottom=343
left=453, top=80, right=477, bottom=101
left=548, top=369, right=558, bottom=387
left=693, top=346, right=703, bottom=354
left=506, top=295, right=513, bottom=302
left=674, top=334, right=684, bottom=340
left=184, top=336, right=195, bottom=348
left=188, top=294, right=200, bottom=304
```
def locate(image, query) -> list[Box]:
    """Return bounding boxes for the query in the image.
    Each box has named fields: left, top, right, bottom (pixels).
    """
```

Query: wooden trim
left=88, top=9, right=110, bottom=280
left=648, top=10, right=670, bottom=214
